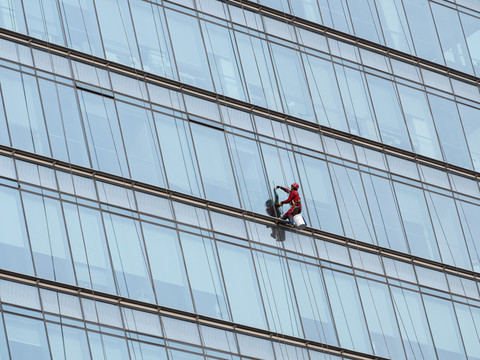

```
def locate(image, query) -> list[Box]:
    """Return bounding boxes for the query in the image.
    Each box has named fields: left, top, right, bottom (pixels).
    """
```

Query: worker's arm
left=276, top=186, right=290, bottom=194
left=280, top=191, right=295, bottom=205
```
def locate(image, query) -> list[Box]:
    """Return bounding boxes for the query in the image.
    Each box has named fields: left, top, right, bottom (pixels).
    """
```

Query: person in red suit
left=275, top=183, right=301, bottom=225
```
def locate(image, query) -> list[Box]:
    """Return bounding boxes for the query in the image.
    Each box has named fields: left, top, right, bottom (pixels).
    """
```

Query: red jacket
left=279, top=187, right=301, bottom=207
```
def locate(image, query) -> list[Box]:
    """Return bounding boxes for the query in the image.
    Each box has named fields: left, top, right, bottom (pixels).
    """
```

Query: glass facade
left=0, top=0, right=479, bottom=359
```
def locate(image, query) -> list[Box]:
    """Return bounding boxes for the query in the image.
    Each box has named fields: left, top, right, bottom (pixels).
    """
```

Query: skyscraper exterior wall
left=0, top=0, right=479, bottom=359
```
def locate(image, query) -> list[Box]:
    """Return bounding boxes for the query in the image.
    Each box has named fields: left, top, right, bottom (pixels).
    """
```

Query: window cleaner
left=275, top=183, right=306, bottom=229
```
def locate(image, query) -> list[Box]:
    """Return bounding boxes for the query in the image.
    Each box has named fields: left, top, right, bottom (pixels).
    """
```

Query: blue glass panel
left=270, top=43, right=315, bottom=122
left=128, top=340, right=168, bottom=360
left=390, top=286, right=436, bottom=359
left=94, top=0, right=141, bottom=68
left=23, top=0, right=65, bottom=45
left=428, top=94, right=473, bottom=170
left=165, top=9, right=213, bottom=91
left=78, top=91, right=130, bottom=177
left=367, top=74, right=411, bottom=152
left=227, top=134, right=269, bottom=212
left=0, top=0, right=26, bottom=34
left=46, top=323, right=91, bottom=360
left=59, top=0, right=104, bottom=57
left=116, top=101, right=166, bottom=187
left=4, top=313, right=51, bottom=360
left=259, top=0, right=290, bottom=13
left=375, top=0, right=414, bottom=53
left=0, top=186, right=34, bottom=275
left=130, top=0, right=176, bottom=79
left=63, top=203, right=117, bottom=294
left=302, top=54, right=348, bottom=132
left=0, top=314, right=8, bottom=360
left=454, top=302, right=480, bottom=360
left=431, top=3, right=473, bottom=74
left=394, top=182, right=440, bottom=262
left=423, top=295, right=467, bottom=360
left=334, top=64, right=380, bottom=142
left=88, top=331, right=130, bottom=360
left=361, top=172, right=408, bottom=253
left=154, top=113, right=203, bottom=197
left=39, top=79, right=90, bottom=167
left=348, top=0, right=383, bottom=44
left=357, top=278, right=405, bottom=359
left=180, top=232, right=230, bottom=320
left=402, top=0, right=444, bottom=65
left=317, top=0, right=354, bottom=34
left=330, top=163, right=375, bottom=243
left=456, top=200, right=480, bottom=272
left=142, top=223, right=194, bottom=312
left=103, top=214, right=155, bottom=303
left=190, top=123, right=238, bottom=207
left=458, top=104, right=480, bottom=172
left=425, top=192, right=471, bottom=270
left=460, top=13, right=480, bottom=77
left=22, top=192, right=76, bottom=285
left=289, top=260, right=337, bottom=345
left=290, top=0, right=322, bottom=23
left=261, top=143, right=297, bottom=188
left=0, top=83, right=10, bottom=146
left=295, top=153, right=343, bottom=234
left=217, top=241, right=267, bottom=329
left=254, top=251, right=303, bottom=337
left=0, top=67, right=51, bottom=156
left=323, top=269, right=372, bottom=353
left=234, top=32, right=282, bottom=111
left=201, top=21, right=247, bottom=101
left=397, top=84, right=442, bottom=161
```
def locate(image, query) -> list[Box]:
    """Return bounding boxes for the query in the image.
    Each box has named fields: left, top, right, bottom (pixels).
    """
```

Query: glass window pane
left=0, top=67, right=51, bottom=156
left=130, top=0, right=175, bottom=79
left=117, top=102, right=166, bottom=187
left=128, top=340, right=168, bottom=360
left=63, top=203, right=117, bottom=293
left=397, top=84, right=442, bottom=161
left=334, top=64, right=380, bottom=142
left=0, top=1, right=26, bottom=34
left=390, top=287, right=436, bottom=359
left=4, top=314, right=51, bottom=360
left=46, top=323, right=91, bottom=360
left=39, top=80, right=90, bottom=167
left=88, top=331, right=129, bottom=360
left=428, top=94, right=473, bottom=170
left=423, top=295, right=467, bottom=360
left=357, top=278, right=405, bottom=359
left=394, top=182, right=440, bottom=262
left=367, top=74, right=411, bottom=151
left=235, top=33, right=282, bottom=112
left=456, top=200, right=480, bottom=272
left=60, top=0, right=104, bottom=57
left=348, top=0, right=383, bottom=44
left=227, top=134, right=269, bottom=212
left=302, top=54, right=348, bottom=132
left=461, top=13, right=480, bottom=77
left=165, top=9, right=213, bottom=91
left=0, top=186, right=34, bottom=275
left=104, top=214, right=155, bottom=302
left=0, top=312, right=9, bottom=360
left=217, top=242, right=267, bottom=329
left=361, top=173, right=408, bottom=253
left=402, top=0, right=444, bottom=65
left=23, top=0, right=65, bottom=45
left=425, top=192, right=471, bottom=270
left=431, top=3, right=473, bottom=74
left=180, top=232, right=230, bottom=320
left=79, top=91, right=129, bottom=177
left=375, top=0, right=414, bottom=53
left=289, top=260, right=337, bottom=345
left=142, top=223, right=193, bottom=312
left=455, top=302, right=480, bottom=360
left=202, top=21, right=247, bottom=101
left=154, top=113, right=203, bottom=197
left=253, top=251, right=303, bottom=337
left=94, top=0, right=140, bottom=68
left=323, top=269, right=372, bottom=354
left=191, top=123, right=238, bottom=207
left=270, top=43, right=315, bottom=122
left=22, top=193, right=76, bottom=285
left=458, top=103, right=480, bottom=172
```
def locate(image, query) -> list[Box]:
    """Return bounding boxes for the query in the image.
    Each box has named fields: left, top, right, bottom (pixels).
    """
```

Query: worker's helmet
left=291, top=183, right=299, bottom=190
